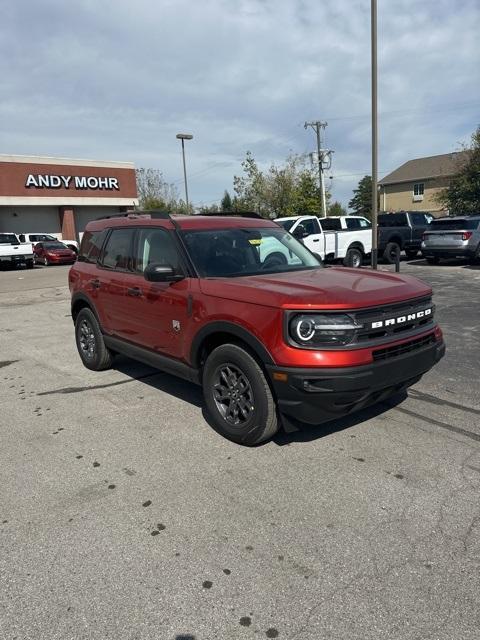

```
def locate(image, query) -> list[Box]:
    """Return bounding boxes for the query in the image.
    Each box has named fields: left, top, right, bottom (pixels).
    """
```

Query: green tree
left=349, top=175, right=373, bottom=219
left=135, top=168, right=179, bottom=210
left=233, top=151, right=329, bottom=217
left=329, top=201, right=347, bottom=217
left=197, top=202, right=220, bottom=214
left=437, top=126, right=480, bottom=215
left=221, top=190, right=233, bottom=211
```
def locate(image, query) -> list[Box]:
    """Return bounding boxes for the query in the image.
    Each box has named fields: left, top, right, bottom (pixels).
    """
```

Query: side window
left=78, top=230, right=107, bottom=264
left=320, top=218, right=341, bottom=231
left=359, top=218, right=371, bottom=228
left=302, top=218, right=320, bottom=235
left=134, top=228, right=181, bottom=273
left=100, top=228, right=134, bottom=270
left=345, top=218, right=360, bottom=229
left=410, top=213, right=429, bottom=226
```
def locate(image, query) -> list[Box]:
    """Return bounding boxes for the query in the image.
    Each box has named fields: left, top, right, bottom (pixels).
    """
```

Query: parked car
left=276, top=215, right=372, bottom=267
left=18, top=233, right=79, bottom=253
left=421, top=215, right=480, bottom=264
left=378, top=211, right=433, bottom=262
left=34, top=241, right=77, bottom=266
left=0, top=233, right=34, bottom=269
left=319, top=215, right=371, bottom=231
left=69, top=211, right=444, bottom=445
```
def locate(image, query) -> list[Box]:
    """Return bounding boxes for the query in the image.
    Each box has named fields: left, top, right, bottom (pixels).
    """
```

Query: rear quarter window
left=78, top=229, right=107, bottom=263
left=430, top=218, right=480, bottom=231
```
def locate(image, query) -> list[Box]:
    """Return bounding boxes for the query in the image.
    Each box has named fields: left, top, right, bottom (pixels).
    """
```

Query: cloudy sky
left=1, top=0, right=479, bottom=209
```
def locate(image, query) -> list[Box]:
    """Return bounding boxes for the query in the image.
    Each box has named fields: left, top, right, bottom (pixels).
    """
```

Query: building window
left=413, top=183, right=424, bottom=201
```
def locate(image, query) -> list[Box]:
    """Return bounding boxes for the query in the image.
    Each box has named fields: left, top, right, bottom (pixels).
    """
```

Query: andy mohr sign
left=25, top=174, right=120, bottom=190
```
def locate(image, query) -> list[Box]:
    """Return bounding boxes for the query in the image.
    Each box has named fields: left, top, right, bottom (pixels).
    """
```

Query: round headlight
left=295, top=317, right=316, bottom=341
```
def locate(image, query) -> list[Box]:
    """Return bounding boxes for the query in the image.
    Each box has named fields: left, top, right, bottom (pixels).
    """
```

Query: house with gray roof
left=379, top=151, right=470, bottom=216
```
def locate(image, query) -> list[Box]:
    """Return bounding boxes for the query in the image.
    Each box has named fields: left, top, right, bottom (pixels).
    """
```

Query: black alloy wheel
left=203, top=344, right=278, bottom=445
left=75, top=308, right=113, bottom=371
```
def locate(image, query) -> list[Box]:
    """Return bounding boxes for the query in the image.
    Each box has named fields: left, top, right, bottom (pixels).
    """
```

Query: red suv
left=69, top=212, right=445, bottom=445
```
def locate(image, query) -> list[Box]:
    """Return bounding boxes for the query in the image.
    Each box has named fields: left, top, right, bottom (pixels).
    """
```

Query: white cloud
left=1, top=0, right=478, bottom=207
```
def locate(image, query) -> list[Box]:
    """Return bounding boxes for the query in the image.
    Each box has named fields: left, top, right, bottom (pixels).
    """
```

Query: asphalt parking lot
left=1, top=260, right=479, bottom=640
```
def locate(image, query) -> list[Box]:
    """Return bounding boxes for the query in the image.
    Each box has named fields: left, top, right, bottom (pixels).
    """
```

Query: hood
left=199, top=267, right=432, bottom=310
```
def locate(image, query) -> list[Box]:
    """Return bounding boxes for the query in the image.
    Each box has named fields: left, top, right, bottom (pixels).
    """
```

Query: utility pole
left=371, top=0, right=378, bottom=269
left=304, top=121, right=332, bottom=217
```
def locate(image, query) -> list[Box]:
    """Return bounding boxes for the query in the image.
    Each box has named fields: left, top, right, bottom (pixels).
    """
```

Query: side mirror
left=144, top=263, right=184, bottom=283
left=293, top=224, right=308, bottom=239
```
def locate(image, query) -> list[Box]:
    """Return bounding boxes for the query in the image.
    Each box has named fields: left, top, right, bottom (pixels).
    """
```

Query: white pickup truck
left=18, top=233, right=79, bottom=253
left=276, top=215, right=372, bottom=267
left=0, top=233, right=35, bottom=269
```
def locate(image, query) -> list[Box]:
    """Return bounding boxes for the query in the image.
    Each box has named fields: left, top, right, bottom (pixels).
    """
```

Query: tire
left=343, top=247, right=363, bottom=268
left=75, top=308, right=114, bottom=371
left=26, top=260, right=34, bottom=269
left=43, top=256, right=49, bottom=266
left=203, top=343, right=279, bottom=445
left=426, top=257, right=440, bottom=265
left=405, top=249, right=418, bottom=259
left=383, top=242, right=401, bottom=264
left=262, top=251, right=288, bottom=269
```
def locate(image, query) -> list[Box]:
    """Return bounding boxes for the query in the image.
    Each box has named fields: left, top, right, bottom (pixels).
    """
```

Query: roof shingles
left=379, top=151, right=470, bottom=186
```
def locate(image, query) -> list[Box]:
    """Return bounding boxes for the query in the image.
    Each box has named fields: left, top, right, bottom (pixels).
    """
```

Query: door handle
left=90, top=279, right=101, bottom=289
left=127, top=287, right=142, bottom=297
left=313, top=238, right=320, bottom=242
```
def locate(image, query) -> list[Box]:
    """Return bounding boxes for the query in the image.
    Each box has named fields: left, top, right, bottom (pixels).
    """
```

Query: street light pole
left=371, top=0, right=378, bottom=269
left=176, top=133, right=193, bottom=210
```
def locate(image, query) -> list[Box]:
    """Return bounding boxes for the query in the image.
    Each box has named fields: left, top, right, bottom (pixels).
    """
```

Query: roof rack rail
left=197, top=211, right=263, bottom=219
left=96, top=210, right=173, bottom=221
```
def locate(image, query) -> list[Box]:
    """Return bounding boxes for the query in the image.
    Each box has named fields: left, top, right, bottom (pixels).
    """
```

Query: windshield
left=430, top=218, right=480, bottom=231
left=275, top=219, right=295, bottom=232
left=182, top=227, right=322, bottom=277
left=32, top=234, right=56, bottom=241
left=44, top=242, right=69, bottom=250
left=0, top=234, right=19, bottom=244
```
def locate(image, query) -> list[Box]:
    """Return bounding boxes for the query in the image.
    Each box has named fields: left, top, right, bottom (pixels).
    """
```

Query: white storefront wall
left=0, top=206, right=60, bottom=238
left=0, top=205, right=124, bottom=241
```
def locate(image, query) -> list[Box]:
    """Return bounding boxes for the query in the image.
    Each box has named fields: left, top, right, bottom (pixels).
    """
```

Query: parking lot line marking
left=394, top=406, right=480, bottom=443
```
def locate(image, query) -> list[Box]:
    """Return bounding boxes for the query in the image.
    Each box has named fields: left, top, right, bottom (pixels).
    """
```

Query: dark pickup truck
left=378, top=211, right=433, bottom=263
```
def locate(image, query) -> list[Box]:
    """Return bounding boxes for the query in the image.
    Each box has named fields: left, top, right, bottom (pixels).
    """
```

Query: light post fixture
left=176, top=133, right=193, bottom=210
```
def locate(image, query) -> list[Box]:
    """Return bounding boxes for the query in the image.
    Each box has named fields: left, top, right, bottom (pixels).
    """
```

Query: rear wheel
left=405, top=249, right=418, bottom=259
left=383, top=242, right=401, bottom=264
left=203, top=344, right=279, bottom=445
left=343, top=247, right=363, bottom=268
left=75, top=308, right=114, bottom=371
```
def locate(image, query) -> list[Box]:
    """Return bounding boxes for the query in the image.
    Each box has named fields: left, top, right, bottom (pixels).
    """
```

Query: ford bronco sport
left=69, top=212, right=445, bottom=445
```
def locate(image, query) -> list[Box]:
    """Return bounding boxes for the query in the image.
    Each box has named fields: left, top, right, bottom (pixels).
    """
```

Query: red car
left=34, top=241, right=77, bottom=266
left=69, top=212, right=445, bottom=445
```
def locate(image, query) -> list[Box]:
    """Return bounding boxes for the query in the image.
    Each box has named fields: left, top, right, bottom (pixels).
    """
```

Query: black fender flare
left=190, top=321, right=275, bottom=368
left=71, top=292, right=100, bottom=324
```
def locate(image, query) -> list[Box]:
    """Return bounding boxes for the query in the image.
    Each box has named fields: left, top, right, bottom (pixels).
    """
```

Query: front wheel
left=203, top=344, right=279, bottom=445
left=343, top=247, right=363, bottom=268
left=75, top=308, right=114, bottom=371
left=43, top=256, right=49, bottom=266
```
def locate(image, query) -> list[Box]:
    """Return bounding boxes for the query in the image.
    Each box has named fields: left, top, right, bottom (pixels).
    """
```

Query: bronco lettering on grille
left=370, top=308, right=432, bottom=329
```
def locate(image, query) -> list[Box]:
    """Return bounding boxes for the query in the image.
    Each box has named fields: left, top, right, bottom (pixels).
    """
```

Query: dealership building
left=0, top=154, right=139, bottom=241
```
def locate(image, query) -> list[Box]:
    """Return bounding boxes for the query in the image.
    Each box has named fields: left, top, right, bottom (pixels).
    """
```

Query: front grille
left=372, top=333, right=436, bottom=362
left=353, top=296, right=434, bottom=343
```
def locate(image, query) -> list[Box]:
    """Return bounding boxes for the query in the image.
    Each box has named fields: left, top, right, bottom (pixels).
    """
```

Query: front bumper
left=266, top=335, right=445, bottom=425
